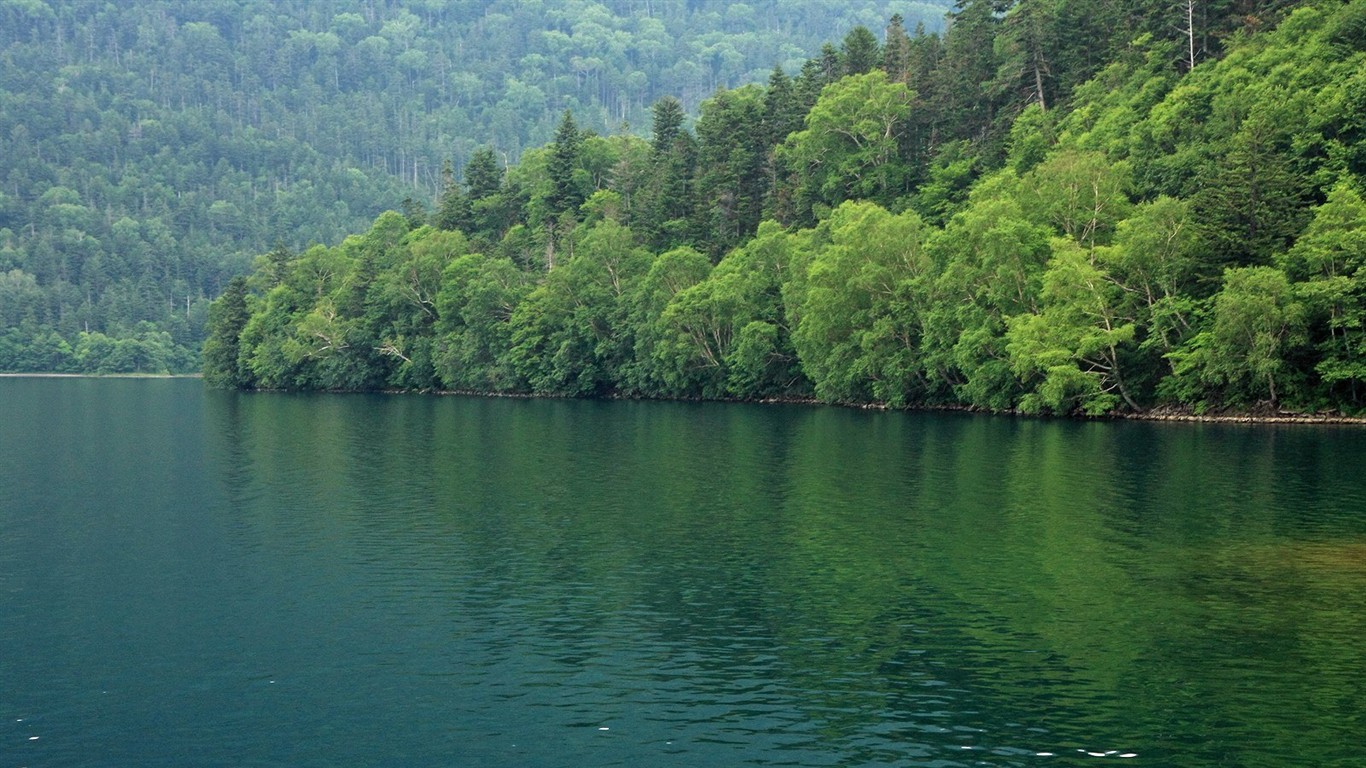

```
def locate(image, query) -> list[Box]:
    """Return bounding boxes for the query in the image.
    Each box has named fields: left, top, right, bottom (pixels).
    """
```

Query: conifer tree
left=762, top=65, right=803, bottom=147
left=202, top=275, right=252, bottom=388
left=840, top=26, right=881, bottom=76
left=464, top=147, right=504, bottom=201
left=650, top=97, right=686, bottom=156
left=882, top=14, right=913, bottom=82
left=434, top=159, right=474, bottom=232
left=547, top=110, right=584, bottom=217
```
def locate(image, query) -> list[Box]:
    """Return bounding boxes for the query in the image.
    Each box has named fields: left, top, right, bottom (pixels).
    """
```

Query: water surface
left=2, top=378, right=1364, bottom=766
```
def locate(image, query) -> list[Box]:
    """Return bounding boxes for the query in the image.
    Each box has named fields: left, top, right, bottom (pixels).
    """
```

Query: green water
left=2, top=378, right=1364, bottom=766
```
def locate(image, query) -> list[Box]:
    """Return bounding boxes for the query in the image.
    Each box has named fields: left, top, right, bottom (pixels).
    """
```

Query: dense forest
left=204, top=0, right=1366, bottom=415
left=0, top=0, right=953, bottom=372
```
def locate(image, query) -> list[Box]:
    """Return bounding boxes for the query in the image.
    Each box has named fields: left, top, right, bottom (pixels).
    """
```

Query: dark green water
left=2, top=378, right=1364, bottom=767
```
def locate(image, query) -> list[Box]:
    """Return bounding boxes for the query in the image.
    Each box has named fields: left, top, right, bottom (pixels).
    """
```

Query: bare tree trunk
left=1033, top=57, right=1047, bottom=111
left=1185, top=0, right=1197, bottom=71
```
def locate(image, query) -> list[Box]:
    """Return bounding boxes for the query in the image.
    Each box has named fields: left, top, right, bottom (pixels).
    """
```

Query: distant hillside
left=0, top=0, right=953, bottom=372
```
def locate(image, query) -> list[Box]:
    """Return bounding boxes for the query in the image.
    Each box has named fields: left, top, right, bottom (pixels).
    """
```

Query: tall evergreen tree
left=935, top=0, right=1006, bottom=149
left=762, top=65, right=803, bottom=147
left=882, top=14, right=914, bottom=82
left=651, top=97, right=687, bottom=156
left=548, top=110, right=585, bottom=218
left=841, top=26, right=882, bottom=76
left=464, top=147, right=505, bottom=201
left=434, top=159, right=474, bottom=233
left=202, top=275, right=252, bottom=388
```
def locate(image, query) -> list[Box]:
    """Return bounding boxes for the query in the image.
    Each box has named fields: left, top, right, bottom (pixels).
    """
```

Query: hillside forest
left=0, top=0, right=953, bottom=372
left=204, top=0, right=1366, bottom=415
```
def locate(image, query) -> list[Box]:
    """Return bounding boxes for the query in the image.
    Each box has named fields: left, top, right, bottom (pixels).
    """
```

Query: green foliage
left=788, top=201, right=931, bottom=404
left=207, top=0, right=1366, bottom=419
left=1171, top=266, right=1308, bottom=406
left=778, top=70, right=916, bottom=222
left=1, top=1, right=956, bottom=373
left=435, top=253, right=532, bottom=392
left=693, top=86, right=770, bottom=257
left=202, top=276, right=253, bottom=388
left=840, top=26, right=882, bottom=76
left=1007, top=240, right=1138, bottom=415
left=1277, top=180, right=1366, bottom=407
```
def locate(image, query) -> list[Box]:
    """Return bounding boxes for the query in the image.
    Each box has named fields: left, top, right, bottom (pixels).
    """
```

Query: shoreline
left=6, top=373, right=1362, bottom=424
left=430, top=388, right=1366, bottom=426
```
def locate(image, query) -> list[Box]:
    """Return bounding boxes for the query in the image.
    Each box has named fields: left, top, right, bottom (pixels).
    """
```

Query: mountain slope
left=0, top=0, right=953, bottom=372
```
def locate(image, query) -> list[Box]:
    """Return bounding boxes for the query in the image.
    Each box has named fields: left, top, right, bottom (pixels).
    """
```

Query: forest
left=204, top=0, right=1366, bottom=415
left=0, top=0, right=952, bottom=372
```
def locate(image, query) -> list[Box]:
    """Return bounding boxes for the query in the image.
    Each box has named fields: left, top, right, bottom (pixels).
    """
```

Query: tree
left=618, top=245, right=712, bottom=395
left=1172, top=266, right=1307, bottom=406
left=778, top=70, right=916, bottom=222
left=542, top=110, right=587, bottom=270
left=1193, top=108, right=1311, bottom=269
left=547, top=110, right=586, bottom=218
left=761, top=65, right=804, bottom=148
left=1007, top=239, right=1141, bottom=415
left=435, top=253, right=532, bottom=391
left=434, top=159, right=474, bottom=233
left=202, top=275, right=253, bottom=388
left=1278, top=180, right=1366, bottom=406
left=923, top=180, right=1053, bottom=410
left=882, top=14, right=914, bottom=83
left=993, top=0, right=1058, bottom=113
left=694, top=86, right=769, bottom=257
left=840, top=26, right=881, bottom=76
left=465, top=147, right=505, bottom=201
left=655, top=224, right=798, bottom=399
left=650, top=97, right=687, bottom=156
left=787, top=201, right=933, bottom=404
left=1019, top=149, right=1132, bottom=248
left=933, top=0, right=1004, bottom=149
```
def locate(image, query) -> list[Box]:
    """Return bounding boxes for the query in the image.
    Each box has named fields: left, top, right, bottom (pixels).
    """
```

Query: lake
left=2, top=378, right=1364, bottom=767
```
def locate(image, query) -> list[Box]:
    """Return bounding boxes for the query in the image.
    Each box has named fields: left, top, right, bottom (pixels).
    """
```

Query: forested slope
left=207, top=0, right=1366, bottom=415
left=0, top=0, right=952, bottom=373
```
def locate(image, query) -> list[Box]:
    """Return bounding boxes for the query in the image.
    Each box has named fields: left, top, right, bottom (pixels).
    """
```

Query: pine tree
left=547, top=110, right=584, bottom=217
left=464, top=147, right=504, bottom=201
left=264, top=243, right=294, bottom=288
left=434, top=158, right=474, bottom=232
left=882, top=14, right=913, bottom=83
left=795, top=55, right=832, bottom=113
left=841, top=26, right=881, bottom=76
left=762, top=65, right=803, bottom=147
left=651, top=97, right=686, bottom=156
left=202, top=275, right=252, bottom=388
